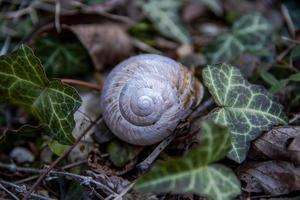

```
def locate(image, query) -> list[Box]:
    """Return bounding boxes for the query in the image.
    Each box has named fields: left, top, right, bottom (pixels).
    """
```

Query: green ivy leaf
left=205, top=13, right=271, bottom=64
left=34, top=36, right=90, bottom=78
left=136, top=121, right=241, bottom=200
left=0, top=45, right=81, bottom=144
left=193, top=0, right=222, bottom=15
left=260, top=70, right=300, bottom=93
left=202, top=63, right=288, bottom=163
left=142, top=0, right=191, bottom=44
left=48, top=139, right=69, bottom=156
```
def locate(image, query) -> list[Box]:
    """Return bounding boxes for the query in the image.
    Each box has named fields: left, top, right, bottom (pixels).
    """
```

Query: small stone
left=10, top=147, right=35, bottom=163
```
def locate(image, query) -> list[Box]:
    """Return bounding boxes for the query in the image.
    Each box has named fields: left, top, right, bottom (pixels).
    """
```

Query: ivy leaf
left=193, top=0, right=222, bottom=15
left=48, top=139, right=69, bottom=156
left=34, top=35, right=90, bottom=78
left=136, top=121, right=241, bottom=200
left=142, top=0, right=191, bottom=44
left=202, top=63, right=288, bottom=163
left=232, top=13, right=271, bottom=51
left=205, top=13, right=272, bottom=64
left=0, top=45, right=81, bottom=144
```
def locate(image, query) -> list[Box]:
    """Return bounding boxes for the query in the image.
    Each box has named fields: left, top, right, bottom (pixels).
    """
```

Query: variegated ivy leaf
left=136, top=121, right=241, bottom=200
left=193, top=0, right=222, bottom=15
left=142, top=0, right=191, bottom=44
left=0, top=45, right=81, bottom=144
left=205, top=13, right=272, bottom=64
left=202, top=63, right=288, bottom=163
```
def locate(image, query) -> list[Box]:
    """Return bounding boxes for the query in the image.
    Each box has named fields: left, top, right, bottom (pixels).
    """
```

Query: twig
left=60, top=159, right=88, bottom=170
left=289, top=113, right=300, bottom=124
left=132, top=38, right=162, bottom=54
left=0, top=180, right=50, bottom=200
left=281, top=4, right=295, bottom=39
left=276, top=43, right=296, bottom=62
left=0, top=161, right=116, bottom=196
left=52, top=171, right=116, bottom=195
left=61, top=79, right=102, bottom=91
left=281, top=36, right=300, bottom=45
left=0, top=160, right=88, bottom=175
left=23, top=115, right=103, bottom=200
left=189, top=98, right=215, bottom=120
left=136, top=134, right=176, bottom=172
left=0, top=37, right=11, bottom=56
left=54, top=0, right=61, bottom=33
left=0, top=182, right=20, bottom=200
left=111, top=182, right=135, bottom=200
left=14, top=160, right=88, bottom=184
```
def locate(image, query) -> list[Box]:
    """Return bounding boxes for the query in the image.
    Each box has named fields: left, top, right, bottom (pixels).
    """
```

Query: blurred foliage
left=193, top=0, right=222, bottom=15
left=129, top=20, right=157, bottom=44
left=0, top=16, right=33, bottom=39
left=34, top=35, right=91, bottom=78
left=141, top=0, right=191, bottom=44
left=0, top=125, right=46, bottom=151
left=284, top=0, right=300, bottom=29
left=63, top=181, right=85, bottom=200
left=107, top=139, right=141, bottom=168
left=83, top=0, right=105, bottom=5
left=261, top=71, right=300, bottom=93
left=48, top=139, right=69, bottom=156
left=205, top=13, right=272, bottom=64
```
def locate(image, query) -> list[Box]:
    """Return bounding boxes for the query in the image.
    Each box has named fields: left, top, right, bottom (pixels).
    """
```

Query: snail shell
left=101, top=54, right=204, bottom=145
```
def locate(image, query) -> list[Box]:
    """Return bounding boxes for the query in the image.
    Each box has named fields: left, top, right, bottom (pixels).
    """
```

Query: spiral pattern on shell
left=101, top=54, right=204, bottom=145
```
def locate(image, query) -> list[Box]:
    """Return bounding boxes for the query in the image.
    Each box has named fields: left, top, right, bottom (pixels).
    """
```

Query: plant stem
left=0, top=182, right=20, bottom=200
left=61, top=79, right=102, bottom=91
left=0, top=180, right=50, bottom=200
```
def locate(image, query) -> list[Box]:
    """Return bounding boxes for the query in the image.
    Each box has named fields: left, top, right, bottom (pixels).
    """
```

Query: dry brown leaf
left=249, top=126, right=300, bottom=164
left=236, top=161, right=300, bottom=195
left=70, top=24, right=133, bottom=70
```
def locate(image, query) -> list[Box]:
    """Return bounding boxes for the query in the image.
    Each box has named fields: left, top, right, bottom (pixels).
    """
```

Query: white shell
left=101, top=54, right=203, bottom=145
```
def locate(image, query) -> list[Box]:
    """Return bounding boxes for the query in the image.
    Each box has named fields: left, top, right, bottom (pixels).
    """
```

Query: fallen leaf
left=203, top=63, right=288, bottom=163
left=250, top=126, right=300, bottom=165
left=70, top=24, right=133, bottom=70
left=237, top=161, right=300, bottom=195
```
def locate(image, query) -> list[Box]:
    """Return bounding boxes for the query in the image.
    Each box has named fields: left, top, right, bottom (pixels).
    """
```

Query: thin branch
left=136, top=134, right=176, bottom=172
left=289, top=113, right=300, bottom=124
left=14, top=160, right=88, bottom=184
left=189, top=98, right=215, bottom=120
left=61, top=79, right=102, bottom=91
left=281, top=4, right=295, bottom=39
left=111, top=182, right=135, bottom=200
left=281, top=36, right=300, bottom=45
left=0, top=180, right=50, bottom=200
left=0, top=162, right=117, bottom=196
left=0, top=182, right=20, bottom=200
left=23, top=115, right=103, bottom=200
left=54, top=0, right=61, bottom=33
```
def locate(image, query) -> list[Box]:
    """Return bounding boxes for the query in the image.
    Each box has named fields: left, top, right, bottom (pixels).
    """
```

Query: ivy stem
left=61, top=79, right=102, bottom=92
left=189, top=97, right=215, bottom=120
